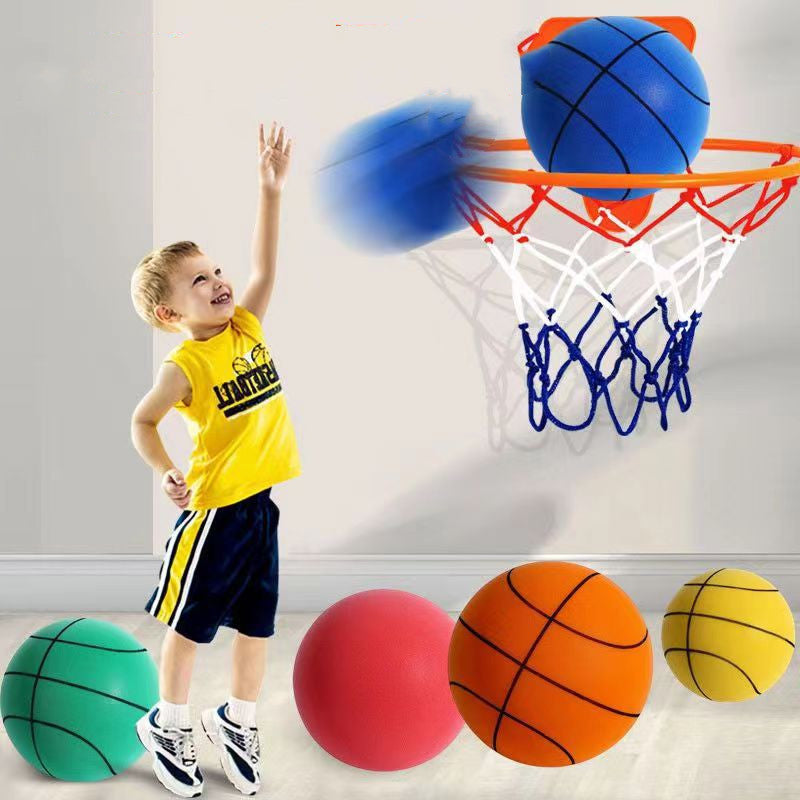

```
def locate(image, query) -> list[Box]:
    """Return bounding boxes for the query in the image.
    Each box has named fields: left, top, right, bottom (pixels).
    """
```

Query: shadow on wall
left=322, top=337, right=800, bottom=556
left=324, top=446, right=564, bottom=554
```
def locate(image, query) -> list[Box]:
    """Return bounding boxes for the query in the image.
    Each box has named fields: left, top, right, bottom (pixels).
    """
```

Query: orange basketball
left=448, top=561, right=652, bottom=766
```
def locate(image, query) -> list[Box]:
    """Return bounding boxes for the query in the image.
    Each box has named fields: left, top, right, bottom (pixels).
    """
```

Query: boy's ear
left=154, top=303, right=180, bottom=327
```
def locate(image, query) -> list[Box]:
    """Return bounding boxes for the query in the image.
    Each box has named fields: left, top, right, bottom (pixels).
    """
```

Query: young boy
left=129, top=122, right=299, bottom=797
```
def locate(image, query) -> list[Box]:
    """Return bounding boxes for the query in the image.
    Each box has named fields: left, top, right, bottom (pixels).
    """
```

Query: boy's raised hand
left=162, top=468, right=192, bottom=509
left=258, top=121, right=292, bottom=192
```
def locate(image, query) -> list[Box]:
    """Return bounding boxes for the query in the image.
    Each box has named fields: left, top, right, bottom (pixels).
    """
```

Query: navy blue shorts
left=145, top=487, right=279, bottom=644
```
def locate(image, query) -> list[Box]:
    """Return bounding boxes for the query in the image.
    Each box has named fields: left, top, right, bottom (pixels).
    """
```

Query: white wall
left=0, top=0, right=153, bottom=554
left=152, top=0, right=800, bottom=558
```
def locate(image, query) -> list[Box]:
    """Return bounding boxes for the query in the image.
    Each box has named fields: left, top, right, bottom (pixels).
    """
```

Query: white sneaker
left=136, top=705, right=204, bottom=798
left=200, top=703, right=261, bottom=795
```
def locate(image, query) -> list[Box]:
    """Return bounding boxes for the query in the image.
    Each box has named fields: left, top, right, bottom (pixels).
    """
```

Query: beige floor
left=1, top=611, right=799, bottom=800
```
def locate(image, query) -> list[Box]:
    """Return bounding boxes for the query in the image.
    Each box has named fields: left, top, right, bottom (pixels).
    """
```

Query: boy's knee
left=166, top=627, right=200, bottom=648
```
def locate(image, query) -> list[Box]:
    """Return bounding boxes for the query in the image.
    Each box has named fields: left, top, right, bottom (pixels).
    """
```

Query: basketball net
left=428, top=155, right=798, bottom=438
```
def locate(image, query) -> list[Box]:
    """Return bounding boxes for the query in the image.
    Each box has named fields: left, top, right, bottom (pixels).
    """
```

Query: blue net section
left=445, top=156, right=799, bottom=439
left=519, top=294, right=702, bottom=435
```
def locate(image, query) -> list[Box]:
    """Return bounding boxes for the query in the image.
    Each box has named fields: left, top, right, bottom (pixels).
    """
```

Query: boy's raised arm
left=240, top=121, right=293, bottom=322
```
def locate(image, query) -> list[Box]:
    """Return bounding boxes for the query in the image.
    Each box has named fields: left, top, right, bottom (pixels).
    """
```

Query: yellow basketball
left=661, top=568, right=795, bottom=701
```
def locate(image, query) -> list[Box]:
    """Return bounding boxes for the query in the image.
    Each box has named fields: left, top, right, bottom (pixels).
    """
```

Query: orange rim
left=517, top=16, right=697, bottom=55
left=460, top=137, right=800, bottom=190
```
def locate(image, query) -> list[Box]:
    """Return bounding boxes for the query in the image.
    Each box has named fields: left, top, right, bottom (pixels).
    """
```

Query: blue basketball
left=316, top=96, right=496, bottom=253
left=520, top=16, right=710, bottom=200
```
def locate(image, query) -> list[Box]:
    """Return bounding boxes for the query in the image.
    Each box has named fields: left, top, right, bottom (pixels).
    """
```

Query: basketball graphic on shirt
left=251, top=344, right=268, bottom=367
left=232, top=356, right=251, bottom=375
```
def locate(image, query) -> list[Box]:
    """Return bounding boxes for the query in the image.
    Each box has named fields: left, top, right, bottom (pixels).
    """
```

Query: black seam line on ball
left=27, top=635, right=148, bottom=653
left=594, top=17, right=710, bottom=104
left=544, top=29, right=667, bottom=175
left=663, top=647, right=761, bottom=695
left=2, top=715, right=118, bottom=775
left=457, top=616, right=641, bottom=718
left=491, top=569, right=600, bottom=752
left=546, top=38, right=693, bottom=174
left=318, top=109, right=467, bottom=171
left=681, top=582, right=778, bottom=592
left=531, top=80, right=631, bottom=187
left=685, top=568, right=727, bottom=698
left=506, top=569, right=649, bottom=649
left=663, top=612, right=795, bottom=647
left=3, top=672, right=152, bottom=711
left=30, top=618, right=87, bottom=778
left=319, top=109, right=431, bottom=168
left=450, top=681, right=575, bottom=764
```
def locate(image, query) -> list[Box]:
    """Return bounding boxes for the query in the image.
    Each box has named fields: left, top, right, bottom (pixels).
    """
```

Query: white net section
left=483, top=208, right=741, bottom=329
left=416, top=167, right=796, bottom=440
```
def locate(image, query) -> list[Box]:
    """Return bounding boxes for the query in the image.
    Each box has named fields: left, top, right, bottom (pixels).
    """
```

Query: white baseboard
left=1, top=554, right=800, bottom=614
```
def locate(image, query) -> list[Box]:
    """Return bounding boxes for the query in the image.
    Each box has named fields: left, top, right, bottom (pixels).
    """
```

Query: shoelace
left=245, top=728, right=260, bottom=761
left=228, top=726, right=260, bottom=763
left=223, top=723, right=259, bottom=758
left=174, top=730, right=197, bottom=765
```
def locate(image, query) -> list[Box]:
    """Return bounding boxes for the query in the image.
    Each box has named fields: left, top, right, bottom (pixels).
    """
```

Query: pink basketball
left=292, top=589, right=463, bottom=771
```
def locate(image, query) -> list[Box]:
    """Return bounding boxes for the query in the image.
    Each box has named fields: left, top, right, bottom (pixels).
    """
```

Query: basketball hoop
left=450, top=136, right=800, bottom=434
left=314, top=14, right=800, bottom=439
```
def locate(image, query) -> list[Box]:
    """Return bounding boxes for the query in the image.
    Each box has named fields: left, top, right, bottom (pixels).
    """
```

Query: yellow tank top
left=164, top=304, right=301, bottom=510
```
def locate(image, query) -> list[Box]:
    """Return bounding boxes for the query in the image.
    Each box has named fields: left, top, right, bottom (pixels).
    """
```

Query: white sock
left=226, top=695, right=257, bottom=727
left=157, top=699, right=191, bottom=729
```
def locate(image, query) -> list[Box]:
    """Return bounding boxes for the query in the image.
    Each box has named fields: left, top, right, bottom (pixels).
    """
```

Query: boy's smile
left=211, top=290, right=232, bottom=307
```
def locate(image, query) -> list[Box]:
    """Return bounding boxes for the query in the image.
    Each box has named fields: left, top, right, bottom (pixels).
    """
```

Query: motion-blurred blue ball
left=316, top=96, right=497, bottom=253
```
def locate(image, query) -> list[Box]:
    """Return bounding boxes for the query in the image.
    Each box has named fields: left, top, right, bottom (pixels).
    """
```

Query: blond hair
left=131, top=240, right=202, bottom=331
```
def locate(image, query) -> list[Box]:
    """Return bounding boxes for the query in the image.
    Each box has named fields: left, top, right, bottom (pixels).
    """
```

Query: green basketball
left=1, top=617, right=159, bottom=781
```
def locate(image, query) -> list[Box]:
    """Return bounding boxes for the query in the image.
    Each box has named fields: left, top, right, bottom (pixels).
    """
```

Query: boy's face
left=158, top=253, right=234, bottom=331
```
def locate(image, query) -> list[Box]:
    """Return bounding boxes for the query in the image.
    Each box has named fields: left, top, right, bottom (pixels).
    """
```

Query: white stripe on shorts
left=170, top=507, right=218, bottom=632
left=150, top=510, right=197, bottom=617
